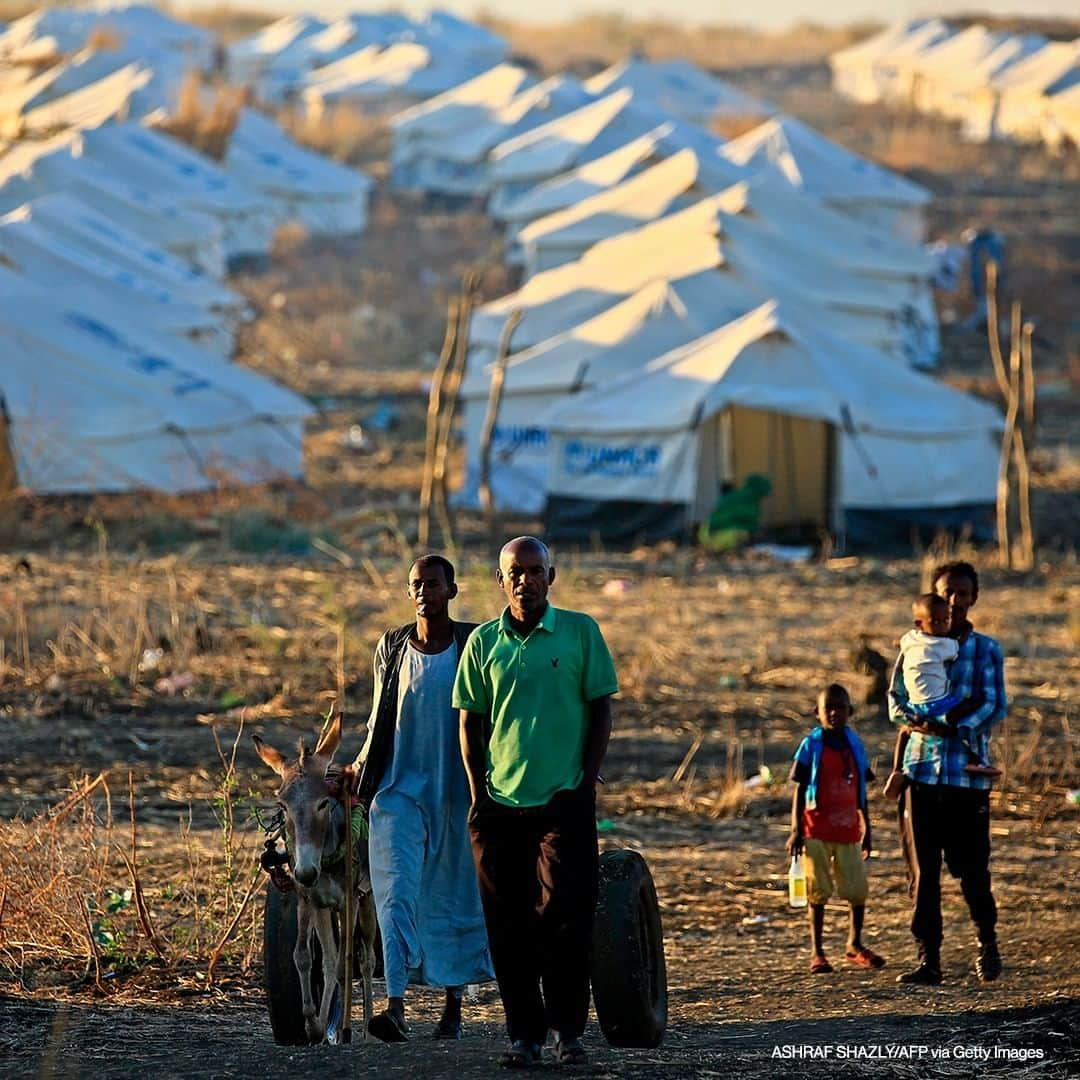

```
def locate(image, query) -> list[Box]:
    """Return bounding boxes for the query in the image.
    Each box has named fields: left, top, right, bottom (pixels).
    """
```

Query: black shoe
left=897, top=962, right=943, bottom=985
left=433, top=1015, right=462, bottom=1039
left=368, top=1009, right=409, bottom=1042
left=499, top=1040, right=542, bottom=1068
left=975, top=940, right=1002, bottom=982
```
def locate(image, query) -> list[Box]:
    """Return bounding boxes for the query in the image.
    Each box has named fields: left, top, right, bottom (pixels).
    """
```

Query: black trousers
left=900, top=781, right=997, bottom=960
left=469, top=785, right=598, bottom=1046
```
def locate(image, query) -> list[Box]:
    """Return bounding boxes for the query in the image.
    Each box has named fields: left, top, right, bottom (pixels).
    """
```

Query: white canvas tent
left=830, top=20, right=941, bottom=104
left=0, top=205, right=236, bottom=356
left=584, top=57, right=770, bottom=125
left=0, top=134, right=227, bottom=276
left=495, top=124, right=672, bottom=245
left=903, top=26, right=1014, bottom=112
left=227, top=14, right=329, bottom=86
left=20, top=60, right=186, bottom=135
left=225, top=109, right=373, bottom=235
left=1042, top=80, right=1080, bottom=150
left=388, top=75, right=590, bottom=197
left=990, top=40, right=1080, bottom=143
left=12, top=192, right=245, bottom=317
left=869, top=20, right=955, bottom=103
left=389, top=63, right=531, bottom=185
left=76, top=122, right=279, bottom=262
left=475, top=186, right=938, bottom=367
left=486, top=93, right=742, bottom=219
left=721, top=115, right=932, bottom=242
left=0, top=3, right=213, bottom=67
left=540, top=301, right=1000, bottom=545
left=517, top=149, right=718, bottom=277
left=0, top=287, right=312, bottom=494
left=458, top=272, right=770, bottom=513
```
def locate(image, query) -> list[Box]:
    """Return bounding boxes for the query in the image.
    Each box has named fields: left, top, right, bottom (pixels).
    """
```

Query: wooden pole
left=419, top=297, right=459, bottom=548
left=995, top=303, right=1020, bottom=568
left=478, top=309, right=522, bottom=550
left=341, top=766, right=354, bottom=1045
left=1013, top=322, right=1035, bottom=570
left=985, top=262, right=1010, bottom=401
left=432, top=272, right=479, bottom=551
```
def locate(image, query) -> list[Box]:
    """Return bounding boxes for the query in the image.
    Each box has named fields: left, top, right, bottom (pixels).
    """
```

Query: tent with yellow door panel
left=541, top=301, right=1001, bottom=547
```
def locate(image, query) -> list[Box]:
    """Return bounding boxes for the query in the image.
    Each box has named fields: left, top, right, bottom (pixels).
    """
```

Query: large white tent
left=868, top=20, right=955, bottom=104
left=20, top=60, right=186, bottom=135
left=75, top=122, right=279, bottom=263
left=989, top=40, right=1080, bottom=143
left=720, top=114, right=932, bottom=242
left=0, top=205, right=236, bottom=356
left=584, top=57, right=771, bottom=125
left=830, top=20, right=944, bottom=104
left=227, top=14, right=329, bottom=86
left=0, top=3, right=213, bottom=67
left=475, top=185, right=938, bottom=368
left=389, top=75, right=591, bottom=198
left=540, top=301, right=1000, bottom=545
left=0, top=284, right=312, bottom=494
left=10, top=192, right=244, bottom=318
left=0, top=134, right=227, bottom=276
left=225, top=109, right=373, bottom=235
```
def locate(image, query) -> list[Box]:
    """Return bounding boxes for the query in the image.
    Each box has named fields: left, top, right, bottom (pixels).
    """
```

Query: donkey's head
left=254, top=714, right=342, bottom=889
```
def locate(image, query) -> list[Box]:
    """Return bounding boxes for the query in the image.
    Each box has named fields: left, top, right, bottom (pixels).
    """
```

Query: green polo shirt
left=453, top=604, right=618, bottom=808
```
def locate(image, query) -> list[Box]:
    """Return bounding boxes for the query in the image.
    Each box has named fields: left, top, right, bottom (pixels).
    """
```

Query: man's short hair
left=932, top=560, right=978, bottom=599
left=411, top=554, right=455, bottom=586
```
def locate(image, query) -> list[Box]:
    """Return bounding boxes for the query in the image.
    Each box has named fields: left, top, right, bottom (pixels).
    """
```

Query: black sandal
left=368, top=1009, right=409, bottom=1042
left=499, top=1040, right=542, bottom=1068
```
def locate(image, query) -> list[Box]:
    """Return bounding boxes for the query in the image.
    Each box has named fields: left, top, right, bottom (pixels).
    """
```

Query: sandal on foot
left=810, top=956, right=834, bottom=974
left=499, top=1040, right=542, bottom=1068
left=554, top=1036, right=588, bottom=1066
left=847, top=947, right=886, bottom=969
left=368, top=1010, right=409, bottom=1042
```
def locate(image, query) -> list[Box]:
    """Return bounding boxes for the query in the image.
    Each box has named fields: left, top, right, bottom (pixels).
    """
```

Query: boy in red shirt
left=786, top=684, right=885, bottom=974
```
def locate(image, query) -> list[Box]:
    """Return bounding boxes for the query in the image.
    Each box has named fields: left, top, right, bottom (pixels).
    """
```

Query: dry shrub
left=156, top=72, right=243, bottom=161
left=279, top=104, right=391, bottom=169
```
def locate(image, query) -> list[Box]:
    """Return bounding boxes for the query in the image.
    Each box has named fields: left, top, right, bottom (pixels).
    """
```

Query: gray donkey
left=255, top=714, right=377, bottom=1043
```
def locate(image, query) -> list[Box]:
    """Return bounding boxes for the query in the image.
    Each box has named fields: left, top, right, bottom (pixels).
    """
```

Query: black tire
left=591, top=849, right=667, bottom=1049
left=263, top=885, right=331, bottom=1045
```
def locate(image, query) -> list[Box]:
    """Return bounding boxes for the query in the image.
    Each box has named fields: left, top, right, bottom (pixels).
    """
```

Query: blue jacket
left=792, top=727, right=871, bottom=811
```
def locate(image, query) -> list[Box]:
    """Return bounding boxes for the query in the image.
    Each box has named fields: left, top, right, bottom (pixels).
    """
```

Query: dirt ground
left=2, top=557, right=1078, bottom=1078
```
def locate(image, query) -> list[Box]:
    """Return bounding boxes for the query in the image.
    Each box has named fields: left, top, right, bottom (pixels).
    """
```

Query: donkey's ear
left=253, top=735, right=287, bottom=777
left=314, top=711, right=342, bottom=760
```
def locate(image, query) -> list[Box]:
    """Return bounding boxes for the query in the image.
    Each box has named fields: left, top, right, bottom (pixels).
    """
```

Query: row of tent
left=380, top=54, right=1003, bottom=545
left=831, top=20, right=1079, bottom=150
left=0, top=18, right=380, bottom=496
left=227, top=10, right=508, bottom=110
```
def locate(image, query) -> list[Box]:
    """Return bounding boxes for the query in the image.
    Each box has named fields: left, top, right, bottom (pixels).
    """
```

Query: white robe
left=367, top=640, right=493, bottom=996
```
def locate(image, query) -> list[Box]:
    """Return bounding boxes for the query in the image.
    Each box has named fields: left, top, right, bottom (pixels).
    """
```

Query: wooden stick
left=419, top=296, right=459, bottom=548
left=341, top=768, right=355, bottom=1045
left=984, top=262, right=1010, bottom=401
left=1013, top=322, right=1036, bottom=570
left=478, top=309, right=523, bottom=548
left=995, top=301, right=1020, bottom=567
left=1021, top=314, right=1037, bottom=432
left=432, top=273, right=479, bottom=550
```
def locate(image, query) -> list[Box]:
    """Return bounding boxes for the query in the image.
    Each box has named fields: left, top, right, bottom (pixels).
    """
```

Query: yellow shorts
left=804, top=838, right=868, bottom=905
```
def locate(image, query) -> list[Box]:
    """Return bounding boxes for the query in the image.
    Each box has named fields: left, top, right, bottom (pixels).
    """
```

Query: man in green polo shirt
left=455, top=536, right=617, bottom=1069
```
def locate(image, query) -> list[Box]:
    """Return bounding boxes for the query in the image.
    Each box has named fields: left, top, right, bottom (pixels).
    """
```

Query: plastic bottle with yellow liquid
left=788, top=855, right=808, bottom=908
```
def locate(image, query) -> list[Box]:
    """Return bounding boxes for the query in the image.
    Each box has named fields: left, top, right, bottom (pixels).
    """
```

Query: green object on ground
left=597, top=818, right=617, bottom=832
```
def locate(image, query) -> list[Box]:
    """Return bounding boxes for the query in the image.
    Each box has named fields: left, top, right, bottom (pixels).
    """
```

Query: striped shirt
left=889, top=626, right=1007, bottom=789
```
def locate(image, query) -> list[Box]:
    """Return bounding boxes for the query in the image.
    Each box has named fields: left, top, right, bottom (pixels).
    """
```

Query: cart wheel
left=263, top=884, right=332, bottom=1045
left=591, top=849, right=667, bottom=1048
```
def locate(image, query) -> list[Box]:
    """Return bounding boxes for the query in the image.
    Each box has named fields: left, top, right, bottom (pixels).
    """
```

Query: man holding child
left=888, top=560, right=1007, bottom=985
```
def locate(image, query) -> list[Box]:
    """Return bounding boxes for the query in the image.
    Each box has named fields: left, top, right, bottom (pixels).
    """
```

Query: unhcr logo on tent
left=564, top=441, right=661, bottom=478
left=493, top=424, right=548, bottom=449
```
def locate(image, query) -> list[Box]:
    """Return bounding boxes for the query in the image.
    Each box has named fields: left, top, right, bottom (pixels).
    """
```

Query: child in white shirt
left=883, top=593, right=1000, bottom=799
